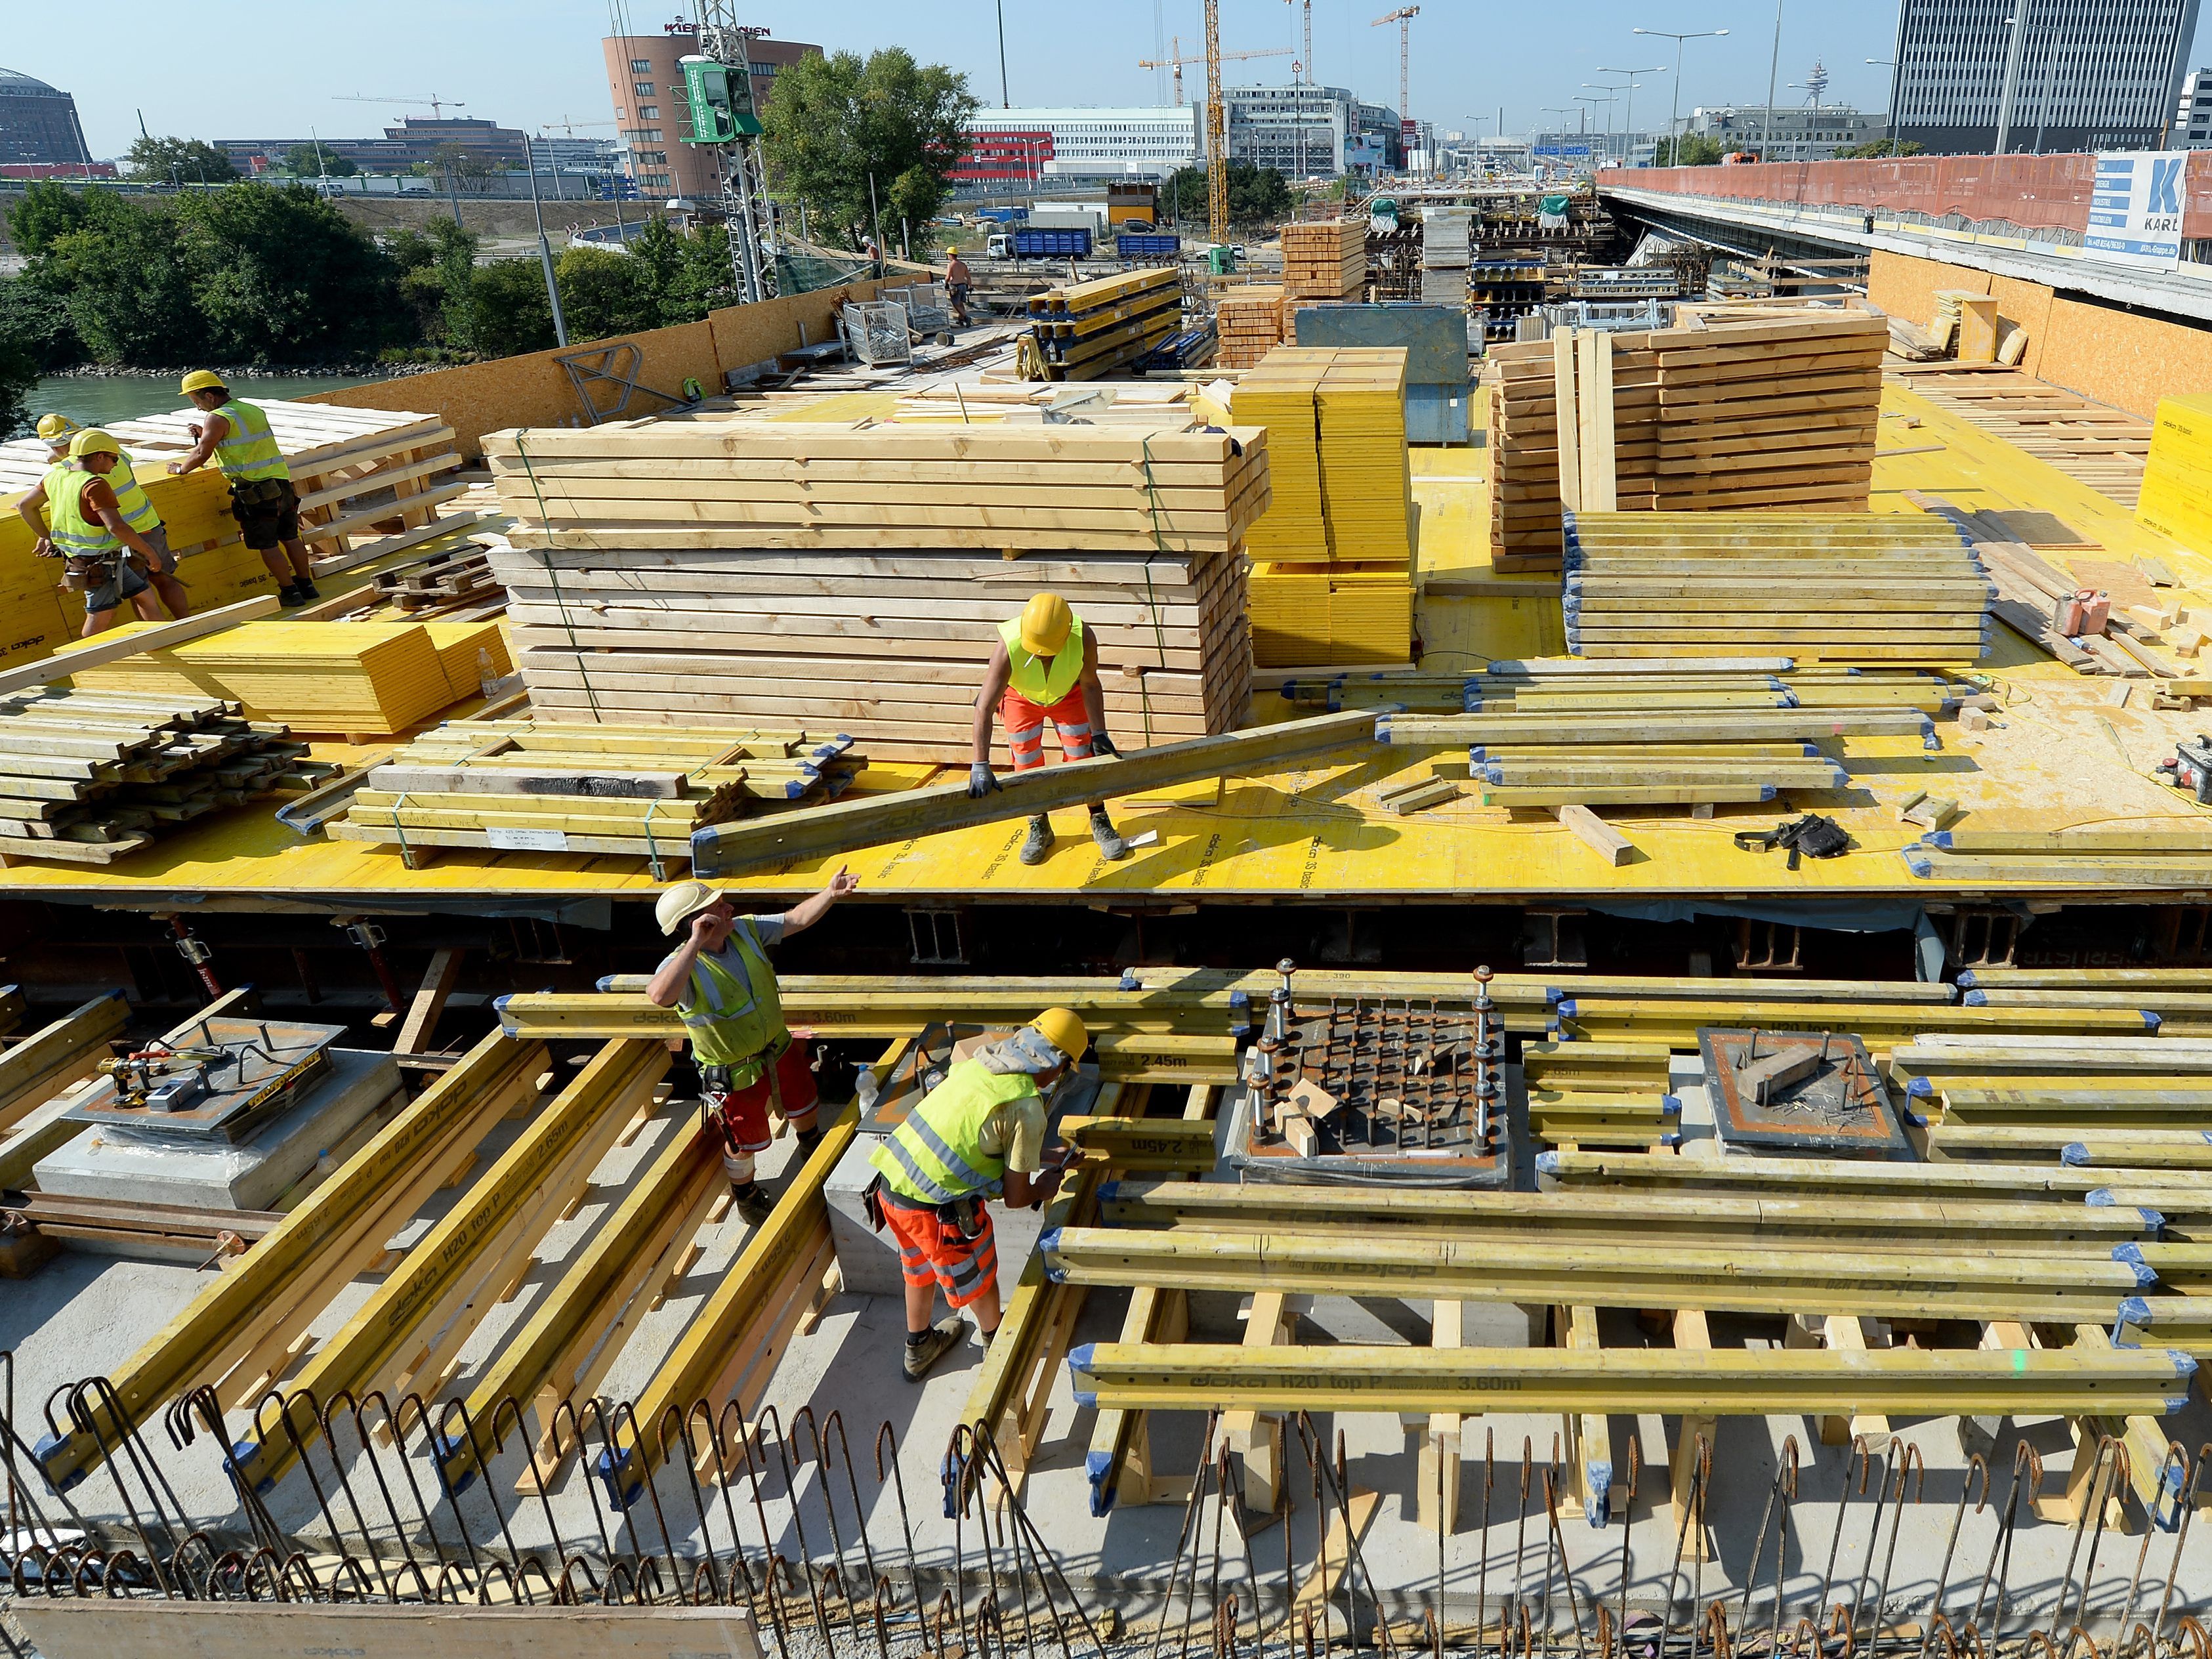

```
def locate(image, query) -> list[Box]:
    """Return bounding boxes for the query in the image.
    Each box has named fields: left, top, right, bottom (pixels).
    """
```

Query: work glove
left=967, top=763, right=1001, bottom=799
left=1090, top=733, right=1117, bottom=758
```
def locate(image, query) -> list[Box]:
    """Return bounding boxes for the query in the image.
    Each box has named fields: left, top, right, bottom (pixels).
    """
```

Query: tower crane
left=1371, top=8, right=1419, bottom=172
left=1283, top=0, right=1312, bottom=83
left=334, top=93, right=469, bottom=118
left=1137, top=37, right=1288, bottom=106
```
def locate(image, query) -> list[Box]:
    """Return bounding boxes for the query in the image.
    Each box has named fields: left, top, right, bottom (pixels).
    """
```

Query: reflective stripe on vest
left=869, top=1058, right=1037, bottom=1205
left=673, top=917, right=787, bottom=1084
left=104, top=452, right=161, bottom=532
left=47, top=467, right=121, bottom=559
left=210, top=398, right=289, bottom=483
left=997, top=612, right=1085, bottom=705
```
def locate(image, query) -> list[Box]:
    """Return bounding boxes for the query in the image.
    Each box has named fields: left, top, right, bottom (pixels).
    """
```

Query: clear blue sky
left=12, top=0, right=2212, bottom=158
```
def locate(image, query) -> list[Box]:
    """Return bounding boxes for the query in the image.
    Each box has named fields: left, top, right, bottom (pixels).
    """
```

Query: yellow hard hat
left=36, top=413, right=79, bottom=444
left=68, top=428, right=119, bottom=460
left=179, top=369, right=227, bottom=396
left=1030, top=1007, right=1087, bottom=1063
left=1018, top=592, right=1074, bottom=656
left=655, top=879, right=726, bottom=936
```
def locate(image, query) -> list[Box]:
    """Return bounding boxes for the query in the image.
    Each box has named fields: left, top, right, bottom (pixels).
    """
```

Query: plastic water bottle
left=855, top=1068, right=881, bottom=1112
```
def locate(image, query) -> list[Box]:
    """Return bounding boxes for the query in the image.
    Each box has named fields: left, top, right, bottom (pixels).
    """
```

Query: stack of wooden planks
left=1280, top=218, right=1368, bottom=300
left=1235, top=345, right=1415, bottom=666
left=1893, top=365, right=2150, bottom=507
left=0, top=686, right=331, bottom=865
left=1561, top=511, right=1993, bottom=666
left=484, top=420, right=1267, bottom=757
left=1216, top=285, right=1288, bottom=369
left=75, top=620, right=490, bottom=737
left=1520, top=1038, right=1680, bottom=1148
left=327, top=717, right=863, bottom=869
left=1027, top=268, right=1183, bottom=381
left=2135, top=392, right=2212, bottom=548
left=370, top=540, right=503, bottom=615
left=1901, top=825, right=2212, bottom=891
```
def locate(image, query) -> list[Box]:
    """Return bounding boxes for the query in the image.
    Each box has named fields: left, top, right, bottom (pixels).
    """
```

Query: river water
left=26, top=370, right=385, bottom=429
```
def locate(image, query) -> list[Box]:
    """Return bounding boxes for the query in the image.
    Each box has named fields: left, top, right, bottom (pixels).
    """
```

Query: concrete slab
left=31, top=1047, right=403, bottom=1212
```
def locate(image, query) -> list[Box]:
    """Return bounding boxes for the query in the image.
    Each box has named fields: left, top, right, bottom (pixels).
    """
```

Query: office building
left=218, top=118, right=539, bottom=178
left=0, top=67, right=92, bottom=169
left=1222, top=84, right=1356, bottom=177
left=602, top=28, right=819, bottom=199
left=2175, top=66, right=2212, bottom=145
left=959, top=107, right=1200, bottom=182
left=1886, top=0, right=2199, bottom=153
left=1684, top=103, right=1887, bottom=159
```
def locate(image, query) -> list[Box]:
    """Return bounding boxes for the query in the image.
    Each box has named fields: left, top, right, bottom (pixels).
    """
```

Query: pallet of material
left=1561, top=510, right=1993, bottom=666
left=2135, top=391, right=2212, bottom=548
left=1892, top=365, right=2150, bottom=507
left=484, top=420, right=1270, bottom=555
left=158, top=621, right=458, bottom=736
left=1234, top=346, right=1413, bottom=566
left=1216, top=285, right=1287, bottom=369
left=0, top=685, right=334, bottom=866
left=329, top=717, right=866, bottom=870
left=371, top=541, right=503, bottom=613
left=1028, top=268, right=1184, bottom=382
left=489, top=544, right=1252, bottom=759
left=1280, top=218, right=1369, bottom=300
left=1249, top=561, right=1413, bottom=667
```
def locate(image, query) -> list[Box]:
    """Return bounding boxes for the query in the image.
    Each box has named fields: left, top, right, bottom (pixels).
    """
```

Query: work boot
left=903, top=1316, right=969, bottom=1381
left=795, top=1124, right=824, bottom=1154
left=296, top=579, right=322, bottom=601
left=1018, top=814, right=1053, bottom=866
left=276, top=582, right=307, bottom=608
left=1090, top=809, right=1130, bottom=861
left=730, top=1180, right=775, bottom=1228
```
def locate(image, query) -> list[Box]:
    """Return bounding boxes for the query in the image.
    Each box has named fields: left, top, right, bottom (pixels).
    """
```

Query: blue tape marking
left=2115, top=1242, right=2148, bottom=1269
left=1956, top=968, right=1979, bottom=987
left=1964, top=990, right=1988, bottom=1006
left=493, top=992, right=513, bottom=1010
left=2140, top=1207, right=2167, bottom=1230
left=1373, top=716, right=1394, bottom=741
left=1758, top=786, right=1776, bottom=801
left=1119, top=968, right=1141, bottom=990
left=1904, top=854, right=1934, bottom=878
left=1556, top=998, right=1578, bottom=1018
left=1095, top=1180, right=1121, bottom=1203
left=2087, top=1187, right=2116, bottom=1206
left=2063, top=1143, right=2093, bottom=1166
left=2146, top=1011, right=2164, bottom=1030
left=1931, top=831, right=1956, bottom=849
left=1535, top=1150, right=1562, bottom=1174
left=1907, top=1077, right=1932, bottom=1097
left=2119, top=1295, right=2154, bottom=1327
left=1659, top=1131, right=1684, bottom=1147
left=1660, top=1094, right=1681, bottom=1112
left=595, top=1444, right=642, bottom=1509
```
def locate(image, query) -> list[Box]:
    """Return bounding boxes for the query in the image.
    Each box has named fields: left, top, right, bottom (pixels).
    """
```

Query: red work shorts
left=704, top=1038, right=819, bottom=1155
left=999, top=684, right=1094, bottom=772
left=881, top=1194, right=999, bottom=1309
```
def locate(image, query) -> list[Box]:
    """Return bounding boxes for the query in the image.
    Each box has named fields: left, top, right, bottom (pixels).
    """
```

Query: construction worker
left=969, top=592, right=1131, bottom=866
left=168, top=371, right=320, bottom=608
left=864, top=1008, right=1085, bottom=1379
left=12, top=430, right=167, bottom=637
left=646, top=868, right=859, bottom=1227
left=36, top=413, right=190, bottom=621
left=945, top=249, right=972, bottom=326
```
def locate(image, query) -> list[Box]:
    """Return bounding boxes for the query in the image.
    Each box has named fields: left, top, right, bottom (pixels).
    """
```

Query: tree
left=126, top=135, right=238, bottom=184
left=1164, top=163, right=1293, bottom=228
left=417, top=143, right=499, bottom=194
left=1652, top=134, right=1726, bottom=167
left=469, top=259, right=557, bottom=358
left=555, top=245, right=659, bottom=341
left=282, top=144, right=358, bottom=178
left=0, top=274, right=83, bottom=371
left=173, top=181, right=394, bottom=361
left=1836, top=138, right=1925, bottom=158
left=762, top=47, right=976, bottom=252
left=6, top=180, right=97, bottom=259
left=39, top=200, right=206, bottom=364
left=0, top=330, right=37, bottom=441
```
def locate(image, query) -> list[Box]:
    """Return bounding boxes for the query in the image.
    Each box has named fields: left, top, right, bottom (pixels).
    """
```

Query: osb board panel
left=302, top=320, right=725, bottom=461
left=709, top=280, right=887, bottom=369
left=1986, top=274, right=2055, bottom=378
left=2034, top=294, right=2212, bottom=421
left=1869, top=250, right=1988, bottom=335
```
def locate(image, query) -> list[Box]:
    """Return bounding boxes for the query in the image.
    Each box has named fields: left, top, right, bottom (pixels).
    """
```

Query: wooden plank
left=394, top=949, right=464, bottom=1055
left=1554, top=329, right=1582, bottom=515
left=0, top=595, right=280, bottom=698
left=1553, top=803, right=1636, bottom=865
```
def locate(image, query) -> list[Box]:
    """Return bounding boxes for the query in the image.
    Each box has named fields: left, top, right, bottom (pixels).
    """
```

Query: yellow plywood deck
left=6, top=379, right=2212, bottom=910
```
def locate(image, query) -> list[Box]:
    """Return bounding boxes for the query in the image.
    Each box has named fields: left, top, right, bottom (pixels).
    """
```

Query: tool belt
left=228, top=478, right=290, bottom=509
left=60, top=553, right=123, bottom=591
left=861, top=1174, right=986, bottom=1240
left=1734, top=812, right=1852, bottom=870
left=697, top=1048, right=787, bottom=1151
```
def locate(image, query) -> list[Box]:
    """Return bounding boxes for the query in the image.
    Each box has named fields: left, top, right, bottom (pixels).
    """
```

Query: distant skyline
left=10, top=0, right=2212, bottom=159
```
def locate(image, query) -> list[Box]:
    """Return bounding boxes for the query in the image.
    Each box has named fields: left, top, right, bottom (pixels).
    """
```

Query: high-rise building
left=600, top=28, right=818, bottom=200
left=2175, top=66, right=2212, bottom=146
left=1886, top=0, right=2200, bottom=154
left=1222, top=84, right=1356, bottom=177
left=959, top=108, right=1200, bottom=182
left=0, top=67, right=92, bottom=169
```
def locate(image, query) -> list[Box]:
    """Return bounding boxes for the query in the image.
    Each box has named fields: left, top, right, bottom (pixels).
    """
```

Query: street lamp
left=1761, top=0, right=1785, bottom=161
left=1596, top=64, right=1667, bottom=151
left=1867, top=58, right=1896, bottom=147
left=1581, top=85, right=1637, bottom=163
left=1576, top=93, right=1617, bottom=161
left=1635, top=28, right=1729, bottom=165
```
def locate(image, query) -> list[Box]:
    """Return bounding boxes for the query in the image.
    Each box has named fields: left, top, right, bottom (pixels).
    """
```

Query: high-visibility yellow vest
left=673, top=917, right=787, bottom=1085
left=209, top=397, right=289, bottom=484
left=869, top=1058, right=1038, bottom=1205
left=46, top=467, right=121, bottom=560
left=997, top=613, right=1086, bottom=704
left=102, top=452, right=162, bottom=532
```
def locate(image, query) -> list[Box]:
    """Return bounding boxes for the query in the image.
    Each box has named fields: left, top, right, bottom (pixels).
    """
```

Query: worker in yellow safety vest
left=168, top=370, right=319, bottom=608
left=646, top=867, right=858, bottom=1227
left=864, top=1008, right=1085, bottom=1379
left=35, top=413, right=190, bottom=621
left=12, top=429, right=168, bottom=637
left=968, top=592, right=1131, bottom=867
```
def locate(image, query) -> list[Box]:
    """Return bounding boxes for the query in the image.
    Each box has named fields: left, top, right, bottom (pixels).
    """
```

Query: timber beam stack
left=1562, top=511, right=1993, bottom=666
left=325, top=716, right=864, bottom=870
left=1902, top=826, right=2212, bottom=892
left=1279, top=218, right=1369, bottom=301
left=484, top=421, right=1267, bottom=757
left=1027, top=268, right=1184, bottom=381
left=1216, top=285, right=1288, bottom=369
left=0, top=686, right=332, bottom=866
